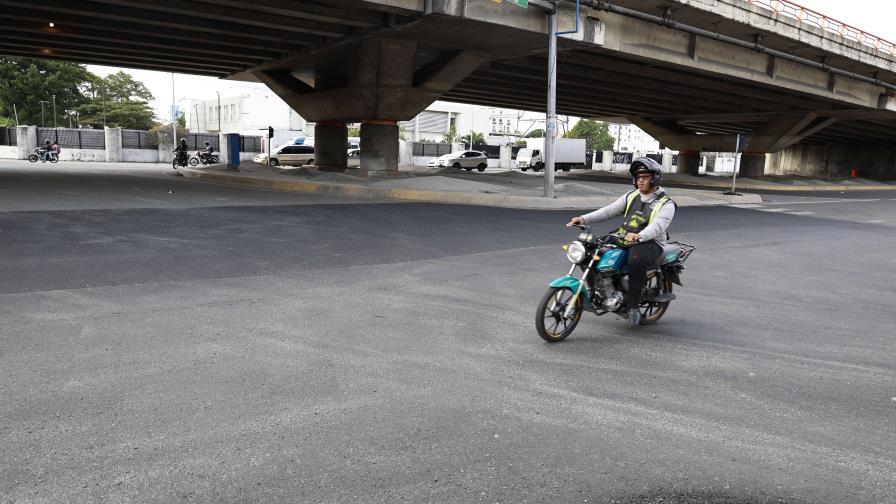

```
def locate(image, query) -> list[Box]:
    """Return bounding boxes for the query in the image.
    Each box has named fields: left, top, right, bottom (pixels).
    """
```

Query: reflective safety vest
left=617, top=189, right=674, bottom=236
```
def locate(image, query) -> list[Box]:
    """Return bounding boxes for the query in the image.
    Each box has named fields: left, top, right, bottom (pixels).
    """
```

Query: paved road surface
left=2, top=163, right=894, bottom=503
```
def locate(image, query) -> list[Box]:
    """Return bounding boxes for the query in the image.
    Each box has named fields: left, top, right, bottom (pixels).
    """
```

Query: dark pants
left=625, top=241, right=662, bottom=309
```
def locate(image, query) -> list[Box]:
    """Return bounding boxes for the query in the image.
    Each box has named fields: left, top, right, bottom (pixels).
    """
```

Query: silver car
left=442, top=150, right=489, bottom=172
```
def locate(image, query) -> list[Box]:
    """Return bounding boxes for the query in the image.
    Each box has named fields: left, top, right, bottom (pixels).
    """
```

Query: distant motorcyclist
left=566, top=157, right=676, bottom=326
left=199, top=141, right=214, bottom=163
left=173, top=138, right=188, bottom=167
left=41, top=139, right=52, bottom=162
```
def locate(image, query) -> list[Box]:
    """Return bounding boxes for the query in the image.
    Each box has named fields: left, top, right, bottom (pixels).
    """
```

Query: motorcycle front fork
left=564, top=259, right=595, bottom=318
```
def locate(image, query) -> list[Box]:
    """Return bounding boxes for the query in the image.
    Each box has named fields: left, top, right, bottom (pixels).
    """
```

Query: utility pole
left=52, top=95, right=57, bottom=128
left=544, top=3, right=557, bottom=198
left=101, top=86, right=106, bottom=128
left=38, top=100, right=49, bottom=127
left=13, top=103, right=19, bottom=125
left=217, top=91, right=222, bottom=132
left=170, top=73, right=177, bottom=149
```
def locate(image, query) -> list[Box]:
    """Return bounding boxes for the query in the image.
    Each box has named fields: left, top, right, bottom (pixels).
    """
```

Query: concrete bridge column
left=16, top=125, right=36, bottom=160
left=105, top=127, right=123, bottom=163
left=361, top=121, right=399, bottom=174
left=676, top=150, right=701, bottom=176
left=661, top=152, right=673, bottom=173
left=314, top=121, right=348, bottom=172
left=500, top=144, right=512, bottom=169
left=739, top=153, right=767, bottom=178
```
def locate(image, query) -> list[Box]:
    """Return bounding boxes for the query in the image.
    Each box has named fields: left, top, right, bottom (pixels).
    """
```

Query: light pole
left=38, top=100, right=49, bottom=127
left=544, top=3, right=557, bottom=198
left=216, top=91, right=221, bottom=132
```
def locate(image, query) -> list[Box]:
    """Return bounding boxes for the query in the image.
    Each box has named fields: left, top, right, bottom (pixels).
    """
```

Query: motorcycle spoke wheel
left=535, top=288, right=582, bottom=343
left=638, top=273, right=672, bottom=325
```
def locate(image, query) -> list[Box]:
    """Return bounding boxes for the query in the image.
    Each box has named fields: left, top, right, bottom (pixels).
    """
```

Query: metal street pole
left=13, top=103, right=19, bottom=125
left=543, top=3, right=557, bottom=198
left=171, top=73, right=177, bottom=148
left=725, top=133, right=742, bottom=195
left=38, top=100, right=48, bottom=127
left=52, top=95, right=57, bottom=128
left=101, top=87, right=106, bottom=128
left=217, top=91, right=222, bottom=132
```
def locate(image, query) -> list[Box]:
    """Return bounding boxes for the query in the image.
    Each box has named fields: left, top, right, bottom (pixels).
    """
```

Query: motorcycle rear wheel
left=49, top=155, right=58, bottom=163
left=536, top=287, right=583, bottom=342
left=638, top=273, right=673, bottom=325
left=189, top=157, right=199, bottom=166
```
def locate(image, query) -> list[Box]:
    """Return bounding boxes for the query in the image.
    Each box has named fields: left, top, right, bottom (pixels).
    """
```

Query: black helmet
left=44, top=138, right=51, bottom=144
left=179, top=138, right=186, bottom=143
left=203, top=141, right=210, bottom=146
left=629, top=157, right=663, bottom=188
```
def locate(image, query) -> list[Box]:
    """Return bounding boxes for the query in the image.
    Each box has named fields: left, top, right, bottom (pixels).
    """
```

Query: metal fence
left=0, top=127, right=15, bottom=146
left=240, top=136, right=263, bottom=153
left=37, top=127, right=105, bottom=149
left=121, top=129, right=153, bottom=150
left=185, top=133, right=219, bottom=151
left=412, top=142, right=452, bottom=157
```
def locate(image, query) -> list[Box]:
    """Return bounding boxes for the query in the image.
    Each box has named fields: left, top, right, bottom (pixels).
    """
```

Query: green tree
left=78, top=72, right=155, bottom=129
left=565, top=119, right=614, bottom=150
left=525, top=128, right=545, bottom=138
left=347, top=126, right=361, bottom=137
left=441, top=124, right=457, bottom=144
left=0, top=57, right=92, bottom=127
left=458, top=131, right=485, bottom=146
left=148, top=121, right=190, bottom=147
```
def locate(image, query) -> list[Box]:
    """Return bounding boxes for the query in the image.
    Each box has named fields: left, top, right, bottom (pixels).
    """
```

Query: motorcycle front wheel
left=189, top=157, right=199, bottom=166
left=535, top=287, right=583, bottom=342
left=27, top=154, right=39, bottom=163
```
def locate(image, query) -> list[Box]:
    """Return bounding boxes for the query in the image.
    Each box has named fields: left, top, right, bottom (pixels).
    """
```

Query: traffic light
left=268, top=126, right=274, bottom=138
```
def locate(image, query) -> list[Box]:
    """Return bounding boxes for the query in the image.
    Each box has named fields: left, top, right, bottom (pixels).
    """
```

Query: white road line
left=759, top=208, right=791, bottom=212
left=866, top=220, right=885, bottom=223
left=787, top=211, right=816, bottom=216
left=765, top=198, right=881, bottom=205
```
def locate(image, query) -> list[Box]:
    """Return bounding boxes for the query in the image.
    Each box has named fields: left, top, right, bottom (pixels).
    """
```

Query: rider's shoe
left=627, top=308, right=641, bottom=326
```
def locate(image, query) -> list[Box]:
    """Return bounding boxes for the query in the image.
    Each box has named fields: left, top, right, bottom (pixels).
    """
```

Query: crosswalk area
left=730, top=197, right=893, bottom=225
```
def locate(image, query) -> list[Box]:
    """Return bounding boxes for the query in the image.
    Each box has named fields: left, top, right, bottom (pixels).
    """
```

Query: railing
left=747, top=0, right=896, bottom=56
left=37, top=127, right=105, bottom=149
left=122, top=129, right=153, bottom=150
left=0, top=127, right=15, bottom=146
left=240, top=136, right=262, bottom=153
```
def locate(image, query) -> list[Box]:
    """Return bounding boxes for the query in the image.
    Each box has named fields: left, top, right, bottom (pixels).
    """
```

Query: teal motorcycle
left=536, top=225, right=695, bottom=342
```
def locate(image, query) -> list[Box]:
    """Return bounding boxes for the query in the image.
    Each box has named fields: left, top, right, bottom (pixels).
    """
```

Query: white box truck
left=515, top=138, right=586, bottom=172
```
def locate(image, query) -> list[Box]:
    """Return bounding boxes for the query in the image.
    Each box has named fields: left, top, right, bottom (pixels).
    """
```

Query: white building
left=183, top=90, right=308, bottom=138
left=607, top=123, right=662, bottom=154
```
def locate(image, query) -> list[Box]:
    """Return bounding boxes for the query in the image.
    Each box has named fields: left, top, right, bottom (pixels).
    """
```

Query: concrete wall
left=122, top=149, right=159, bottom=163
left=58, top=149, right=107, bottom=162
left=766, top=144, right=896, bottom=179
left=0, top=146, right=17, bottom=159
left=398, top=140, right=413, bottom=166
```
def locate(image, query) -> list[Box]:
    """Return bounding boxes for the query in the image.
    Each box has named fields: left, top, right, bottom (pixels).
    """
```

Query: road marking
left=765, top=198, right=881, bottom=205
left=786, top=211, right=816, bottom=216
left=759, top=208, right=791, bottom=212
left=867, top=220, right=885, bottom=223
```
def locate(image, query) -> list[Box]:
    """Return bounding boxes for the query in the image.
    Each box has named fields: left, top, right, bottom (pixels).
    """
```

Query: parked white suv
left=254, top=145, right=314, bottom=167
left=428, top=150, right=488, bottom=171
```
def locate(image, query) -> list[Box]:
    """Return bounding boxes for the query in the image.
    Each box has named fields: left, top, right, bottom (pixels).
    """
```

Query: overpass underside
left=3, top=0, right=895, bottom=177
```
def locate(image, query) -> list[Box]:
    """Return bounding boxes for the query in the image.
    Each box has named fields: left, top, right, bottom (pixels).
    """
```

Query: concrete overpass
left=2, top=0, right=895, bottom=177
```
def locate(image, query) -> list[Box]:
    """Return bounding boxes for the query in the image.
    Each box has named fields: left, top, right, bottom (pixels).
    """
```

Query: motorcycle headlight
left=566, top=241, right=587, bottom=264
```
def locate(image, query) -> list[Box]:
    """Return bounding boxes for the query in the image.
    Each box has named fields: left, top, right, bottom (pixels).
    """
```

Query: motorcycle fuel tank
left=596, top=248, right=628, bottom=273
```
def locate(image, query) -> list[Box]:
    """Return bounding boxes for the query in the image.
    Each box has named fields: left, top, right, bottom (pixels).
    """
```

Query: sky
left=87, top=0, right=896, bottom=121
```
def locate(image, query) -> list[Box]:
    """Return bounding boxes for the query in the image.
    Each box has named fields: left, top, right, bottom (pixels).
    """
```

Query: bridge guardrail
left=747, top=0, right=896, bottom=56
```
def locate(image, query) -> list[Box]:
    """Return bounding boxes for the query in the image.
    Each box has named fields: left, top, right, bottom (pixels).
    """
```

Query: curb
left=565, top=173, right=895, bottom=192
left=180, top=168, right=763, bottom=209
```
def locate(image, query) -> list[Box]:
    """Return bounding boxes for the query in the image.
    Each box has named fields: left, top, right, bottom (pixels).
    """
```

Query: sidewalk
left=565, top=169, right=896, bottom=192
left=177, top=162, right=890, bottom=209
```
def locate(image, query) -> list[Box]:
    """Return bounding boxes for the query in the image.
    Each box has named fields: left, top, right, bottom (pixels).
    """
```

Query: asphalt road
left=1, top=162, right=894, bottom=503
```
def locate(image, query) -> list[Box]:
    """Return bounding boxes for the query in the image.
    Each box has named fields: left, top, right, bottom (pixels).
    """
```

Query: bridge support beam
left=739, top=153, right=767, bottom=178
left=676, top=150, right=701, bottom=176
left=360, top=121, right=399, bottom=174
left=254, top=39, right=485, bottom=173
left=314, top=122, right=348, bottom=172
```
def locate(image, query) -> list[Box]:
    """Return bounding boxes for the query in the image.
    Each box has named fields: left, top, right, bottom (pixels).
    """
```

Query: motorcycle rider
left=199, top=141, right=214, bottom=164
left=173, top=138, right=188, bottom=166
left=41, top=139, right=52, bottom=162
left=566, top=157, right=676, bottom=326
